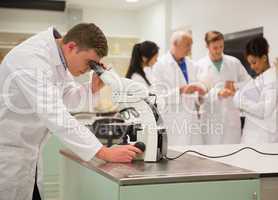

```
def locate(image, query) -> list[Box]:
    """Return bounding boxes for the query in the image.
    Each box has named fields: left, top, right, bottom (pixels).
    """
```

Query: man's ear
left=174, top=40, right=179, bottom=47
left=262, top=55, right=268, bottom=61
left=142, top=56, right=147, bottom=64
left=65, top=41, right=77, bottom=53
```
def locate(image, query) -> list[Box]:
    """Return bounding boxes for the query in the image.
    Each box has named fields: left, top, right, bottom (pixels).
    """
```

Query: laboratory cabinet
left=60, top=149, right=260, bottom=200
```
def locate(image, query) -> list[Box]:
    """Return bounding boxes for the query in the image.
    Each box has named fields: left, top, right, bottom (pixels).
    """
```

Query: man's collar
left=53, top=28, right=68, bottom=71
left=53, top=28, right=62, bottom=39
left=167, top=51, right=186, bottom=65
left=47, top=27, right=69, bottom=70
left=170, top=52, right=185, bottom=64
left=177, top=57, right=185, bottom=65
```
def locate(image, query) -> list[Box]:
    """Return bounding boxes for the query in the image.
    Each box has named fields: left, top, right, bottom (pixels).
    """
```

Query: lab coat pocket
left=0, top=184, right=32, bottom=200
left=0, top=147, right=34, bottom=189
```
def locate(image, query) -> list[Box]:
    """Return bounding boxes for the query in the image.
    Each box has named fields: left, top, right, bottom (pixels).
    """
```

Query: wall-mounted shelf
left=0, top=32, right=33, bottom=62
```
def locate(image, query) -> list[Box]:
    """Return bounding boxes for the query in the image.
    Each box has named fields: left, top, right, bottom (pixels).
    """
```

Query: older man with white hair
left=152, top=31, right=206, bottom=146
left=153, top=31, right=205, bottom=99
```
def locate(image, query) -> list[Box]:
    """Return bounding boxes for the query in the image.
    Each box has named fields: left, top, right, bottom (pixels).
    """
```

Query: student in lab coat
left=234, top=36, right=278, bottom=143
left=0, top=23, right=142, bottom=200
left=152, top=31, right=206, bottom=146
left=125, top=41, right=159, bottom=87
left=197, top=31, right=251, bottom=144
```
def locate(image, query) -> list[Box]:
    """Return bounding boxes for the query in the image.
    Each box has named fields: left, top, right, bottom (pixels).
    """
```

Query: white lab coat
left=234, top=65, right=278, bottom=143
left=0, top=27, right=102, bottom=199
left=152, top=52, right=203, bottom=146
left=196, top=54, right=251, bottom=144
left=152, top=52, right=199, bottom=104
left=129, top=68, right=167, bottom=119
left=130, top=67, right=154, bottom=88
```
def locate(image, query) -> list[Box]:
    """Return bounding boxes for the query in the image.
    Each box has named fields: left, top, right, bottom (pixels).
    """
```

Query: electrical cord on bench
left=164, top=147, right=278, bottom=160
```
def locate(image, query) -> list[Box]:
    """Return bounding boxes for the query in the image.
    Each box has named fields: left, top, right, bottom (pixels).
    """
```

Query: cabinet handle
left=252, top=192, right=258, bottom=200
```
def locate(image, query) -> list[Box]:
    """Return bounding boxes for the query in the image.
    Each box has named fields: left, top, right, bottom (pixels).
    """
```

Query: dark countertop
left=60, top=149, right=259, bottom=186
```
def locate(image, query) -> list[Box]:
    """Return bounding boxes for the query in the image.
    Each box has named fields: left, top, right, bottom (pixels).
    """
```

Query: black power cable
left=164, top=147, right=278, bottom=160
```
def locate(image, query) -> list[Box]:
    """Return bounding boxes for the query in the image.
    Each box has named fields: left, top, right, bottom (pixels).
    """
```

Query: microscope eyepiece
left=89, top=60, right=105, bottom=76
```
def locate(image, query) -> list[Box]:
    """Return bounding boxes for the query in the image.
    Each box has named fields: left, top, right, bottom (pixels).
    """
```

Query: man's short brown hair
left=205, top=31, right=224, bottom=45
left=63, top=23, right=108, bottom=57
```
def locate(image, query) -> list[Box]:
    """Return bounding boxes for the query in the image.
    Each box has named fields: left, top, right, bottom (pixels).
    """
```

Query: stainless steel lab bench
left=60, top=149, right=260, bottom=200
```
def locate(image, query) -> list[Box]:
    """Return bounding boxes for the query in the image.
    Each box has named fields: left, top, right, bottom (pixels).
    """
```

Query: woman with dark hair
left=234, top=36, right=278, bottom=143
left=245, top=37, right=270, bottom=74
left=126, top=41, right=159, bottom=86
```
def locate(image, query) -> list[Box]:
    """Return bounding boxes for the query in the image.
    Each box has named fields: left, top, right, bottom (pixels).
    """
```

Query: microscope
left=88, top=61, right=167, bottom=162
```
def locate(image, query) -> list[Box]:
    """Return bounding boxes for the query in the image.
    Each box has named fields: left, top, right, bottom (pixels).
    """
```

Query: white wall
left=2, top=1, right=277, bottom=61
left=84, top=1, right=169, bottom=54
left=0, top=6, right=140, bottom=37
left=137, top=0, right=167, bottom=53
left=0, top=8, right=68, bottom=33
left=0, top=4, right=167, bottom=51
left=82, top=7, right=139, bottom=37
left=171, top=0, right=278, bottom=61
